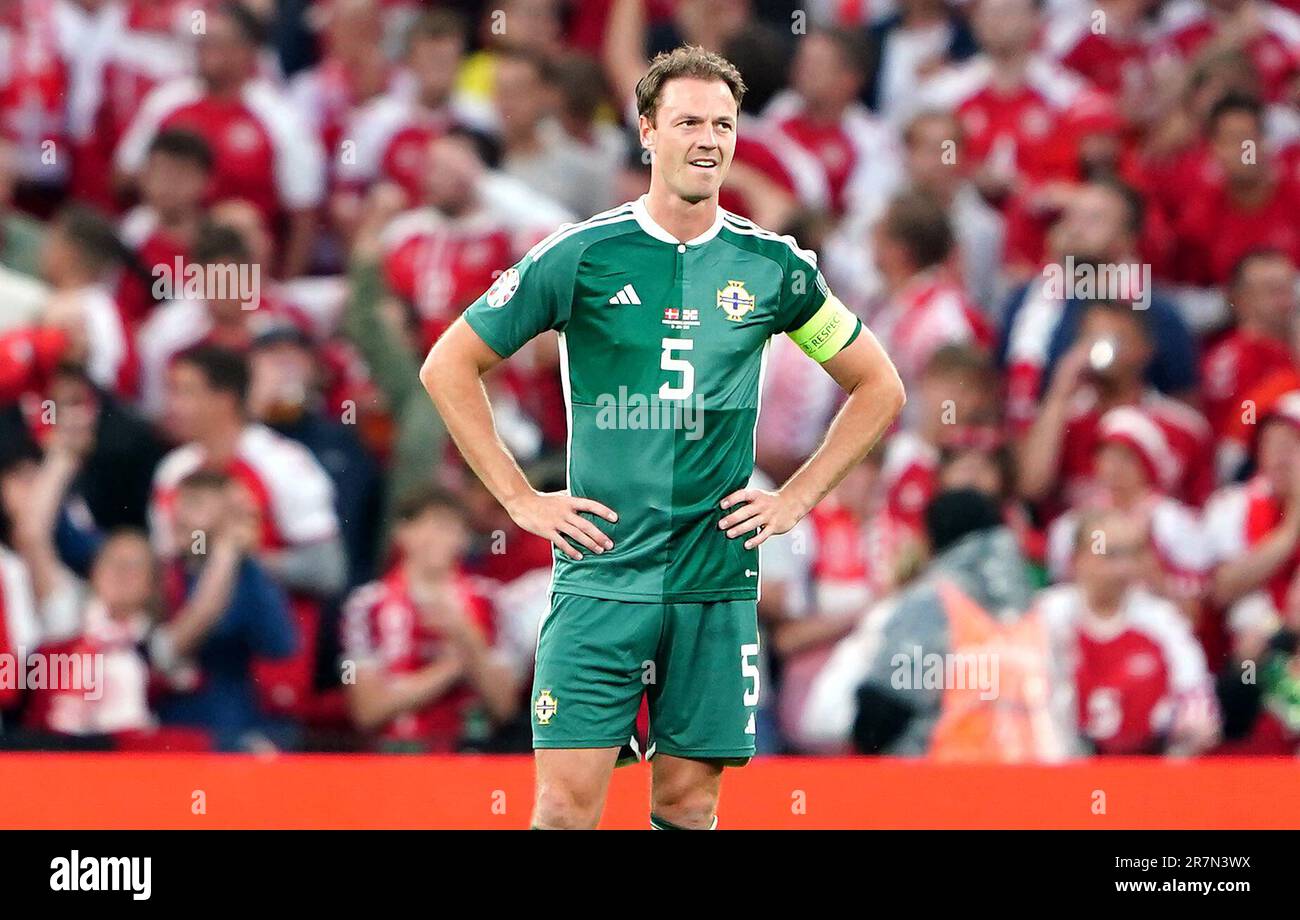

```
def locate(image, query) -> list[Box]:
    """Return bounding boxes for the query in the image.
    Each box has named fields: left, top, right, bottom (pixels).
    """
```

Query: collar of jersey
left=632, top=194, right=725, bottom=246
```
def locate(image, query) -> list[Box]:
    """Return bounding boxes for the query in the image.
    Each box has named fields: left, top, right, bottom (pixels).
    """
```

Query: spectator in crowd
left=1204, top=391, right=1300, bottom=642
left=1017, top=299, right=1213, bottom=513
left=10, top=403, right=157, bottom=739
left=798, top=489, right=1046, bottom=757
left=115, top=1, right=326, bottom=277
left=341, top=486, right=520, bottom=752
left=1044, top=406, right=1214, bottom=620
left=152, top=468, right=298, bottom=751
left=913, top=0, right=1084, bottom=204
left=0, top=441, right=43, bottom=723
left=495, top=49, right=619, bottom=219
left=136, top=221, right=310, bottom=418
left=248, top=321, right=382, bottom=587
left=1039, top=507, right=1220, bottom=755
left=150, top=344, right=343, bottom=718
left=38, top=206, right=134, bottom=396
left=42, top=363, right=167, bottom=543
left=765, top=27, right=903, bottom=218
left=1201, top=248, right=1298, bottom=476
left=331, top=7, right=491, bottom=215
left=117, top=129, right=216, bottom=328
left=1000, top=178, right=1199, bottom=431
left=865, top=0, right=978, bottom=118
left=1173, top=93, right=1300, bottom=289
left=868, top=189, right=991, bottom=403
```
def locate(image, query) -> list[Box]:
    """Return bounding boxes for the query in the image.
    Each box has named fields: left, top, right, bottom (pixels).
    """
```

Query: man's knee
left=650, top=765, right=722, bottom=829
left=531, top=748, right=620, bottom=829
left=532, top=779, right=606, bottom=829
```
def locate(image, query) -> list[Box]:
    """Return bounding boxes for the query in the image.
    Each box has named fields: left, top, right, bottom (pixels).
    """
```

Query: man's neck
left=406, top=566, right=453, bottom=603
left=644, top=184, right=719, bottom=243
left=198, top=418, right=245, bottom=466
left=1096, top=378, right=1144, bottom=409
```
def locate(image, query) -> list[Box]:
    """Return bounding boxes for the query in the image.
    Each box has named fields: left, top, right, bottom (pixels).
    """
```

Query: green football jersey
left=463, top=196, right=862, bottom=603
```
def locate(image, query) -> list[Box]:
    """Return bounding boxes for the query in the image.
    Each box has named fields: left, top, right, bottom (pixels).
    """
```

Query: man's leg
left=645, top=600, right=761, bottom=829
left=649, top=754, right=723, bottom=829
left=532, top=747, right=621, bottom=829
left=530, top=594, right=662, bottom=829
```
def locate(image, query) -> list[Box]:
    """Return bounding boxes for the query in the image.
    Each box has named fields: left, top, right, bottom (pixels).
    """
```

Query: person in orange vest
left=798, top=489, right=1054, bottom=758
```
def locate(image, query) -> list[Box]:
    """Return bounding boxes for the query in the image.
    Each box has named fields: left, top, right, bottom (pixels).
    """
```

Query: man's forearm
left=780, top=377, right=903, bottom=517
left=421, top=338, right=533, bottom=510
left=1213, top=518, right=1300, bottom=606
left=1016, top=387, right=1072, bottom=502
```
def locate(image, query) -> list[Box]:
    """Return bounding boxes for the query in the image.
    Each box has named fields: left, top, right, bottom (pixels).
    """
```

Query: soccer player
left=420, top=45, right=905, bottom=830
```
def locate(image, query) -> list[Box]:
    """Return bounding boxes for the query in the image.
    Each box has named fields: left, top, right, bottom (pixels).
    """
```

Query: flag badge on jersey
left=717, top=280, right=756, bottom=321
left=534, top=689, right=558, bottom=725
left=486, top=267, right=520, bottom=308
left=662, top=307, right=700, bottom=330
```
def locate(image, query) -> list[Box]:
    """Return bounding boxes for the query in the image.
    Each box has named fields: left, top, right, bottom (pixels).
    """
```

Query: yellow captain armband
left=787, top=296, right=861, bottom=363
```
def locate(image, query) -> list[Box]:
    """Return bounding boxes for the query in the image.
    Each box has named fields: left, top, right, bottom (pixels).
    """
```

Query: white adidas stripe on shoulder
left=722, top=212, right=819, bottom=270
left=528, top=204, right=636, bottom=261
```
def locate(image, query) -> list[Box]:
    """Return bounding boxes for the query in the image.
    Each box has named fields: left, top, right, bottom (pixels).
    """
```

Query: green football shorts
left=531, top=592, right=761, bottom=765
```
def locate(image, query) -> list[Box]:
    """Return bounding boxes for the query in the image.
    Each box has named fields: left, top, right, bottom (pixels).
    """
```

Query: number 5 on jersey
left=659, top=338, right=694, bottom=399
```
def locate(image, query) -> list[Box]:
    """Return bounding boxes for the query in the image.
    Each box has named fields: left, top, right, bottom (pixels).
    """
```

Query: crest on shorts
left=486, top=268, right=520, bottom=308
left=717, top=280, right=755, bottom=322
left=534, top=689, right=558, bottom=725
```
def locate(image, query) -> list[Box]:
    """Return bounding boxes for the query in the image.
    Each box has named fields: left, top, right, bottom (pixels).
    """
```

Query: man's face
left=917, top=369, right=996, bottom=437
left=1079, top=308, right=1152, bottom=384
left=1095, top=441, right=1150, bottom=495
left=974, top=0, right=1038, bottom=58
left=939, top=449, right=1003, bottom=498
left=424, top=136, right=481, bottom=214
left=1056, top=185, right=1128, bottom=262
left=164, top=363, right=224, bottom=442
left=1075, top=514, right=1145, bottom=606
left=197, top=14, right=256, bottom=89
left=91, top=533, right=155, bottom=614
left=641, top=78, right=738, bottom=204
left=397, top=507, right=467, bottom=575
left=494, top=56, right=550, bottom=133
left=407, top=35, right=463, bottom=107
left=792, top=33, right=859, bottom=110
left=141, top=152, right=209, bottom=216
left=1212, top=110, right=1265, bottom=183
left=1235, top=256, right=1297, bottom=331
left=172, top=485, right=226, bottom=548
left=907, top=116, right=963, bottom=192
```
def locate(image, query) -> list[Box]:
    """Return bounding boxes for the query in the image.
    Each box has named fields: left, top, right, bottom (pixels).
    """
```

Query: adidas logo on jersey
left=608, top=284, right=642, bottom=305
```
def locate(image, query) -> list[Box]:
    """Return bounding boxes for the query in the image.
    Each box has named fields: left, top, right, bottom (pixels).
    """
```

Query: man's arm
left=719, top=327, right=905, bottom=548
left=420, top=318, right=618, bottom=560
left=1016, top=340, right=1089, bottom=502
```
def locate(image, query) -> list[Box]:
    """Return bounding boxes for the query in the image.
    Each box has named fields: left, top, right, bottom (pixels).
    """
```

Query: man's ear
left=638, top=113, right=655, bottom=155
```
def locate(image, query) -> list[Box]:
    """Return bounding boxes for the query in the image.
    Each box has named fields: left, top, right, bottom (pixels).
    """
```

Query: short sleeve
left=463, top=246, right=574, bottom=359
left=780, top=251, right=862, bottom=363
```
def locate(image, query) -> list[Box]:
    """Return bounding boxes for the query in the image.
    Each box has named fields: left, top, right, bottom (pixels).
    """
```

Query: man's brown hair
left=635, top=45, right=747, bottom=124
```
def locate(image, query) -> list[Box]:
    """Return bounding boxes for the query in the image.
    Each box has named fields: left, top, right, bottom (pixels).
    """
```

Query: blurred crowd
left=0, top=0, right=1298, bottom=758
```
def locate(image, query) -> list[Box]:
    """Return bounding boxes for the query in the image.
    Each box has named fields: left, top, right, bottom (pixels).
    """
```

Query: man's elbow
left=876, top=363, right=906, bottom=419
left=418, top=341, right=443, bottom=399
